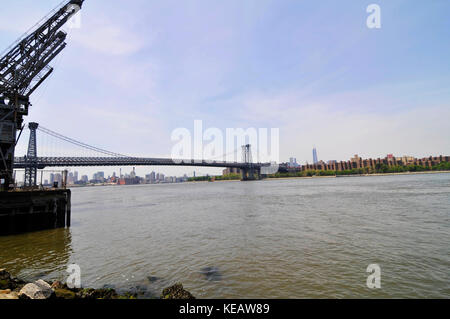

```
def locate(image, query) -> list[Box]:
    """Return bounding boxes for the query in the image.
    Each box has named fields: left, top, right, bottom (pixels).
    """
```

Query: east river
left=1, top=173, right=449, bottom=298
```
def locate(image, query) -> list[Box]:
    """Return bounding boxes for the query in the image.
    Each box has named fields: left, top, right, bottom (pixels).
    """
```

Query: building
left=297, top=154, right=450, bottom=173
left=397, top=156, right=415, bottom=164
left=92, top=171, right=105, bottom=183
left=117, top=168, right=141, bottom=185
left=150, top=171, right=156, bottom=183
left=289, top=157, right=299, bottom=168
left=313, top=147, right=318, bottom=164
left=222, top=167, right=241, bottom=175
left=52, top=173, right=62, bottom=186
left=67, top=172, right=74, bottom=185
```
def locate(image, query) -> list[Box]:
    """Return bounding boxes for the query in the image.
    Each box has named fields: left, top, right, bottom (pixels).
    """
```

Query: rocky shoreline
left=0, top=269, right=195, bottom=300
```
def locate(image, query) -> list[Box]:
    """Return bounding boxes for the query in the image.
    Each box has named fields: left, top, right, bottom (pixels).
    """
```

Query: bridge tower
left=24, top=122, right=39, bottom=187
left=241, top=144, right=260, bottom=181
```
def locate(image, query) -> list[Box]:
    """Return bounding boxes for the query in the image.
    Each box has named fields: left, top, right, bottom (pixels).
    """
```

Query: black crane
left=0, top=0, right=85, bottom=190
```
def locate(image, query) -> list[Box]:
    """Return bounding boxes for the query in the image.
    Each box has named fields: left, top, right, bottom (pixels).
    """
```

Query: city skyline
left=22, top=168, right=197, bottom=187
left=15, top=148, right=449, bottom=186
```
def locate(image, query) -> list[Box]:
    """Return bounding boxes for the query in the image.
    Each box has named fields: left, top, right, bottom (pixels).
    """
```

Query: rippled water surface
left=1, top=173, right=449, bottom=298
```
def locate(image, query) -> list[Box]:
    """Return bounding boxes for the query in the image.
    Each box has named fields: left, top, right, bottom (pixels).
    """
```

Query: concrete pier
left=0, top=190, right=71, bottom=236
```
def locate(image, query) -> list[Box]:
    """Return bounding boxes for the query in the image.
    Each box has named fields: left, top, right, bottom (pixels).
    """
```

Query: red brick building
left=299, top=155, right=450, bottom=172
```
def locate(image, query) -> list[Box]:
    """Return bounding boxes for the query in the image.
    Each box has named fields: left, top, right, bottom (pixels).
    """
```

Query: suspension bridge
left=13, top=122, right=269, bottom=186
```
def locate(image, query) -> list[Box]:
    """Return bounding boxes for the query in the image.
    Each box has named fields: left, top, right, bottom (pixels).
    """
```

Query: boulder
left=161, top=283, right=195, bottom=299
left=0, top=269, right=12, bottom=289
left=76, top=288, right=118, bottom=299
left=51, top=280, right=66, bottom=290
left=19, top=280, right=54, bottom=299
left=54, top=288, right=77, bottom=299
left=0, top=269, right=24, bottom=290
left=200, top=266, right=222, bottom=281
left=0, top=269, right=9, bottom=279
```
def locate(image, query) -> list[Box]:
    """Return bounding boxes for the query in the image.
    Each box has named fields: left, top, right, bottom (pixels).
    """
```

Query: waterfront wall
left=0, top=190, right=71, bottom=236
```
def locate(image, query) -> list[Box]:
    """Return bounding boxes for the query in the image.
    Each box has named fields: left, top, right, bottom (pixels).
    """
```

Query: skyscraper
left=313, top=147, right=318, bottom=164
left=289, top=157, right=299, bottom=167
left=150, top=171, right=156, bottom=183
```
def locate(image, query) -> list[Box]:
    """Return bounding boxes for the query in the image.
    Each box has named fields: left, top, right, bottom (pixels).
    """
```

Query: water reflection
left=0, top=228, right=72, bottom=282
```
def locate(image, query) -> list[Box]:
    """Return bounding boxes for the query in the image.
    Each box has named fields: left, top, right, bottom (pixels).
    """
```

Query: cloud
left=68, top=18, right=147, bottom=56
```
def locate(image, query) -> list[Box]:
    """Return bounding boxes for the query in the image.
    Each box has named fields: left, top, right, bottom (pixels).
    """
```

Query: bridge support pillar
left=241, top=166, right=261, bottom=181
left=24, top=122, right=39, bottom=188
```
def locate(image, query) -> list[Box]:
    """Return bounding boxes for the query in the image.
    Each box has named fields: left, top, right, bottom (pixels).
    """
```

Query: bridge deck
left=14, top=157, right=268, bottom=169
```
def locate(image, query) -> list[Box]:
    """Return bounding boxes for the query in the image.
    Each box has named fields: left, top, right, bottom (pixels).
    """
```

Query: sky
left=1, top=0, right=449, bottom=179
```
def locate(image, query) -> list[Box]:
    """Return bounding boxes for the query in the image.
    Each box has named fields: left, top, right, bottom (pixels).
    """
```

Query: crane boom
left=0, top=0, right=85, bottom=190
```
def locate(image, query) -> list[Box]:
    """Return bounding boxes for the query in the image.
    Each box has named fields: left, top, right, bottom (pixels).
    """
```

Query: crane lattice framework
left=0, top=0, right=84, bottom=191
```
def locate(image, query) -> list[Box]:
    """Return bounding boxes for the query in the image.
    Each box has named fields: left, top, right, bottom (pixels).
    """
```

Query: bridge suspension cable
left=37, top=125, right=129, bottom=158
left=206, top=148, right=240, bottom=162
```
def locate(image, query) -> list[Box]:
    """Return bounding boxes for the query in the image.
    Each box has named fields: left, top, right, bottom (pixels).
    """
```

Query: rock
left=0, top=269, right=25, bottom=290
left=0, top=291, right=19, bottom=299
left=19, top=280, right=54, bottom=299
left=54, top=288, right=77, bottom=299
left=161, top=283, right=195, bottom=299
left=0, top=269, right=12, bottom=289
left=147, top=276, right=159, bottom=283
left=200, top=266, right=222, bottom=281
left=0, top=269, right=8, bottom=279
left=118, top=292, right=138, bottom=299
left=77, top=288, right=118, bottom=299
left=0, top=289, right=11, bottom=294
left=51, top=280, right=66, bottom=290
left=102, top=284, right=116, bottom=290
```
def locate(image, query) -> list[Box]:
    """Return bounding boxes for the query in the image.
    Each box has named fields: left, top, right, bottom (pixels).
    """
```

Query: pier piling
left=0, top=189, right=71, bottom=236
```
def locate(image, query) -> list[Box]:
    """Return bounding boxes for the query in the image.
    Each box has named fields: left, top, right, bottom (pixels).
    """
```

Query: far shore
left=58, top=169, right=450, bottom=188
left=190, top=169, right=450, bottom=183
left=265, top=170, right=450, bottom=181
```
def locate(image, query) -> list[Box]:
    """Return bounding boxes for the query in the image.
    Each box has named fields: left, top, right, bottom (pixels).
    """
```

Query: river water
left=1, top=173, right=449, bottom=298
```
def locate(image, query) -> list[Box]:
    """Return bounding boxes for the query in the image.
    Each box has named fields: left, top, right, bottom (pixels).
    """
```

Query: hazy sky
left=2, top=0, right=449, bottom=178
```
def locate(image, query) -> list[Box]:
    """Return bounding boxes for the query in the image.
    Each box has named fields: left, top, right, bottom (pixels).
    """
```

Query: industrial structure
left=0, top=0, right=85, bottom=191
left=0, top=1, right=84, bottom=235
